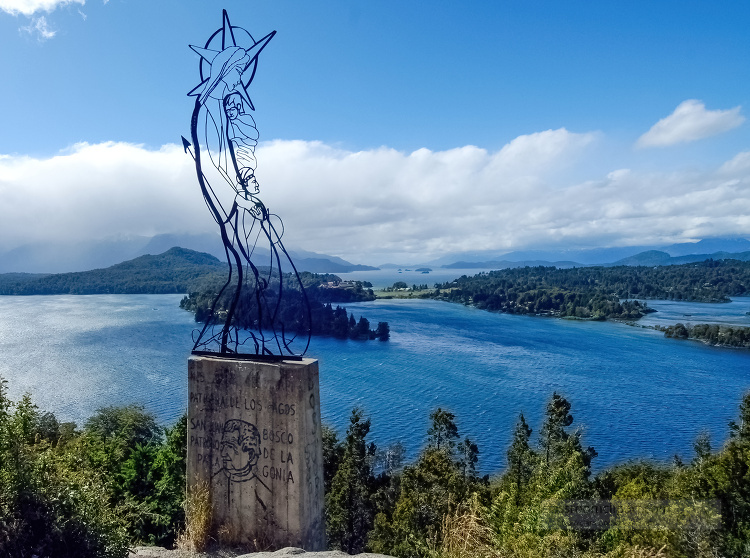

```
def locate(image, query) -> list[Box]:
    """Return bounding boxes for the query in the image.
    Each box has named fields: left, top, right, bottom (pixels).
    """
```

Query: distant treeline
left=657, top=322, right=750, bottom=348
left=430, top=259, right=750, bottom=320
left=180, top=272, right=389, bottom=341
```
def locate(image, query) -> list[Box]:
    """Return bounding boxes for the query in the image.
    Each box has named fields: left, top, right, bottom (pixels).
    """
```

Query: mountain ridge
left=0, top=233, right=377, bottom=274
left=0, top=247, right=226, bottom=295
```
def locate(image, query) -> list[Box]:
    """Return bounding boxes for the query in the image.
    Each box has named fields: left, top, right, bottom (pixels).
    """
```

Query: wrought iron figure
left=184, top=10, right=310, bottom=358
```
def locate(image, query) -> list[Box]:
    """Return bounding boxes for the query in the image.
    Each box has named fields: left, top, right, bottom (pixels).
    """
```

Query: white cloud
left=719, top=150, right=750, bottom=174
left=0, top=142, right=205, bottom=250
left=606, top=169, right=630, bottom=181
left=20, top=14, right=55, bottom=39
left=0, top=0, right=83, bottom=16
left=636, top=99, right=744, bottom=148
left=2, top=133, right=750, bottom=264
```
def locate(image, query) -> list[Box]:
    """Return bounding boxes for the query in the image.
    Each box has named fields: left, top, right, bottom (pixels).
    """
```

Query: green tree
left=539, top=392, right=573, bottom=466
left=376, top=322, right=390, bottom=341
left=356, top=316, right=371, bottom=339
left=84, top=404, right=160, bottom=448
left=370, top=409, right=487, bottom=557
left=322, top=423, right=344, bottom=495
left=116, top=413, right=187, bottom=545
left=348, top=314, right=357, bottom=338
left=729, top=391, right=750, bottom=441
left=457, top=436, right=479, bottom=480
left=326, top=408, right=376, bottom=553
left=506, top=413, right=535, bottom=504
left=370, top=447, right=462, bottom=557
left=538, top=392, right=596, bottom=475
left=0, top=379, right=129, bottom=557
left=427, top=408, right=459, bottom=454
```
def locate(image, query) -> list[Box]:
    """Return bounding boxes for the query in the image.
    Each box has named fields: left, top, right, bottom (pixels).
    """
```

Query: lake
left=337, top=267, right=493, bottom=289
left=1, top=294, right=749, bottom=474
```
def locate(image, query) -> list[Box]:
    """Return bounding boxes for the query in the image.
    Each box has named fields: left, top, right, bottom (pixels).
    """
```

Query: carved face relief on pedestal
left=217, top=419, right=261, bottom=482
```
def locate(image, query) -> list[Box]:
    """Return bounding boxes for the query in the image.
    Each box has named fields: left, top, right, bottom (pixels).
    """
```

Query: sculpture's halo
left=188, top=9, right=275, bottom=111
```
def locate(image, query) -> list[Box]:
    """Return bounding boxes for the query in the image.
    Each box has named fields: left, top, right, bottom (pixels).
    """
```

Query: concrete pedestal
left=187, top=355, right=325, bottom=550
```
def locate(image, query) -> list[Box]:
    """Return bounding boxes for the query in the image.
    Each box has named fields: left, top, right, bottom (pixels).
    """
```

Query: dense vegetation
left=180, top=272, right=390, bottom=341
left=657, top=322, right=750, bottom=348
left=382, top=282, right=430, bottom=292
left=0, top=248, right=226, bottom=295
left=324, top=393, right=750, bottom=558
left=5, top=374, right=750, bottom=557
left=0, top=379, right=185, bottom=557
left=431, top=259, right=750, bottom=320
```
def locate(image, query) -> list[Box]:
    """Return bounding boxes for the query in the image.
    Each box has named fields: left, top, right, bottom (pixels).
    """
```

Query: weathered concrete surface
left=129, top=546, right=395, bottom=558
left=188, top=356, right=325, bottom=550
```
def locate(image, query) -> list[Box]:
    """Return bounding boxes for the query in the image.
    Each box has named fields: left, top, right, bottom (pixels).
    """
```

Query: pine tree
left=506, top=413, right=534, bottom=504
left=375, top=322, right=390, bottom=341
left=539, top=392, right=573, bottom=466
left=356, top=316, right=370, bottom=338
left=325, top=408, right=376, bottom=553
left=729, top=391, right=750, bottom=441
left=457, top=436, right=479, bottom=480
left=427, top=408, right=459, bottom=454
left=539, top=393, right=596, bottom=474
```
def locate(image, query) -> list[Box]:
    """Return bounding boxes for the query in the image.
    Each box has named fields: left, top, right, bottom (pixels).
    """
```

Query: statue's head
left=200, top=47, right=251, bottom=104
left=224, top=92, right=245, bottom=120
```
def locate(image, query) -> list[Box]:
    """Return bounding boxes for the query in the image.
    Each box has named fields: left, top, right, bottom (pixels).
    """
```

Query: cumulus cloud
left=0, top=0, right=83, bottom=16
left=2, top=133, right=750, bottom=264
left=0, top=142, right=206, bottom=250
left=636, top=99, right=744, bottom=148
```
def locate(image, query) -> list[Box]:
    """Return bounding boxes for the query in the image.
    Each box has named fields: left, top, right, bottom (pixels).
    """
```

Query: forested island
left=3, top=375, right=750, bottom=558
left=180, top=272, right=390, bottom=341
left=656, top=322, right=750, bottom=348
left=429, top=259, right=750, bottom=320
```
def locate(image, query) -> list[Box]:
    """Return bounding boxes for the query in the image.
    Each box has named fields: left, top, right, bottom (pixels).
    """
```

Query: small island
left=181, top=271, right=390, bottom=341
left=656, top=322, right=750, bottom=348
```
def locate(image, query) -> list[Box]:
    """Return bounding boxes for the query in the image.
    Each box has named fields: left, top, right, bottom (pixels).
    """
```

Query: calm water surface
left=638, top=297, right=750, bottom=327
left=1, top=294, right=749, bottom=473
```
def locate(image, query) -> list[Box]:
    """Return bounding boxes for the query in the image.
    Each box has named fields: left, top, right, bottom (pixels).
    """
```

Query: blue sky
left=1, top=0, right=750, bottom=264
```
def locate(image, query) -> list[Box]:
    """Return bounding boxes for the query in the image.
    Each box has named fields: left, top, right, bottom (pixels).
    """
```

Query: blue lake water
left=637, top=297, right=750, bottom=328
left=1, top=294, right=749, bottom=474
left=337, top=268, right=491, bottom=290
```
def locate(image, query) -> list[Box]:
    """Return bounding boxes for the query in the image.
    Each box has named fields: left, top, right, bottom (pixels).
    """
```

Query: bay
left=637, top=297, right=750, bottom=327
left=1, top=294, right=749, bottom=474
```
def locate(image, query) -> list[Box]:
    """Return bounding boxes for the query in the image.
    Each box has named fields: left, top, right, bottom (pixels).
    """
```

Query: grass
left=177, top=481, right=213, bottom=552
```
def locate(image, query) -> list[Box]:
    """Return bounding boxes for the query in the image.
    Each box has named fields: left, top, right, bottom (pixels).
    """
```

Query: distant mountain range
left=611, top=250, right=750, bottom=266
left=4, top=234, right=750, bottom=274
left=0, top=233, right=377, bottom=274
left=414, top=238, right=750, bottom=270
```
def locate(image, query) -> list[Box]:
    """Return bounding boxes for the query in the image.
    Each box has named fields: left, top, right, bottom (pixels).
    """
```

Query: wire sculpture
left=184, top=10, right=311, bottom=359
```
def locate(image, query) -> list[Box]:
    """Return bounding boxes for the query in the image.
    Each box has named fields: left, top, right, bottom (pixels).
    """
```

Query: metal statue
left=184, top=10, right=311, bottom=358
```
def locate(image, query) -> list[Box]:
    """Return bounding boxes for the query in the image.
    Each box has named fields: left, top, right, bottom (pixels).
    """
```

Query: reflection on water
left=0, top=294, right=749, bottom=473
